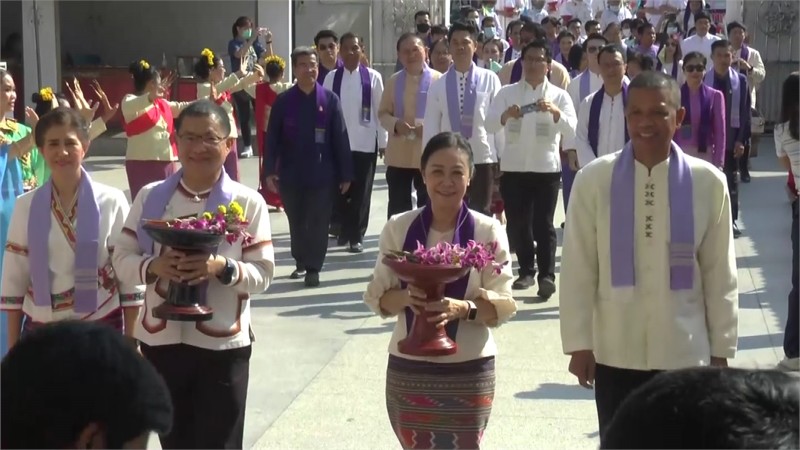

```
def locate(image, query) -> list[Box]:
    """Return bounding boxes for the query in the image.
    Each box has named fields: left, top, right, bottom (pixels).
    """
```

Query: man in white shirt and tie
left=681, top=11, right=719, bottom=67
left=560, top=71, right=738, bottom=441
left=323, top=32, right=388, bottom=253
left=423, top=20, right=502, bottom=216
left=567, top=44, right=629, bottom=170
left=486, top=39, right=577, bottom=297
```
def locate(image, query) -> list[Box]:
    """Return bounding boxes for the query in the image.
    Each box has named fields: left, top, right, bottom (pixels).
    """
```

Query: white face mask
left=667, top=26, right=678, bottom=34
left=622, top=28, right=631, bottom=37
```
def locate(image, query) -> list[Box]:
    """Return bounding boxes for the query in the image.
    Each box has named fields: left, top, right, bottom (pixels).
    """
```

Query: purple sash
left=317, top=58, right=343, bottom=85
left=681, top=83, right=712, bottom=153
left=588, top=84, right=629, bottom=156
left=558, top=53, right=571, bottom=72
left=740, top=44, right=750, bottom=62
left=137, top=169, right=234, bottom=255
left=610, top=142, right=695, bottom=290
left=683, top=9, right=692, bottom=32
left=656, top=47, right=680, bottom=79
left=504, top=47, right=514, bottom=63
left=284, top=84, right=329, bottom=144
left=29, top=168, right=100, bottom=313
left=395, top=67, right=433, bottom=120
left=446, top=63, right=478, bottom=139
left=332, top=64, right=372, bottom=124
left=510, top=58, right=522, bottom=83
left=400, top=202, right=475, bottom=339
left=579, top=70, right=592, bottom=101
left=705, top=68, right=741, bottom=128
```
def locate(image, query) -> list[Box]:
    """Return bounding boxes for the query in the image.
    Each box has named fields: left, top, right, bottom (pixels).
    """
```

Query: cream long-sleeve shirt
left=735, top=45, right=766, bottom=108
left=363, top=208, right=517, bottom=363
left=559, top=149, right=739, bottom=371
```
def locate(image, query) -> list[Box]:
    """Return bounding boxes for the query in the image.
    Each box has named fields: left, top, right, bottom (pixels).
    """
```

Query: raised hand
left=72, top=77, right=91, bottom=109
left=25, top=107, right=39, bottom=130
left=91, top=79, right=119, bottom=123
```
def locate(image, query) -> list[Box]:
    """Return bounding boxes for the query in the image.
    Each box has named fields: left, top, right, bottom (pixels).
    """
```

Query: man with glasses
left=323, top=33, right=387, bottom=254
left=315, top=30, right=343, bottom=84
left=487, top=40, right=577, bottom=296
left=264, top=47, right=353, bottom=285
left=569, top=44, right=630, bottom=169
left=705, top=39, right=750, bottom=238
left=499, top=22, right=570, bottom=88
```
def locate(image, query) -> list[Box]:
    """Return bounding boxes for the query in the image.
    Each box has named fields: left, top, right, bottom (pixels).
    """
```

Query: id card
left=361, top=107, right=371, bottom=123
left=315, top=128, right=326, bottom=144
left=535, top=112, right=552, bottom=137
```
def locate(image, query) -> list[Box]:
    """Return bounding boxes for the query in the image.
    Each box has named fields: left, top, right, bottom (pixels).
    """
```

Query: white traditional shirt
left=566, top=69, right=604, bottom=110
left=559, top=0, right=595, bottom=24
left=560, top=151, right=738, bottom=371
left=681, top=33, right=721, bottom=68
left=775, top=122, right=800, bottom=190
left=323, top=66, right=389, bottom=152
left=599, top=6, right=634, bottom=29
left=363, top=209, right=517, bottom=363
left=423, top=65, right=503, bottom=164
left=645, top=0, right=687, bottom=27
left=112, top=180, right=275, bottom=351
left=486, top=79, right=577, bottom=173
left=1, top=182, right=144, bottom=323
left=572, top=87, right=628, bottom=167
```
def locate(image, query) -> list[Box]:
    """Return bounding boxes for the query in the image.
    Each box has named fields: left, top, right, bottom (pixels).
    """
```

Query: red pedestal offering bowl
left=142, top=220, right=226, bottom=322
left=382, top=257, right=471, bottom=357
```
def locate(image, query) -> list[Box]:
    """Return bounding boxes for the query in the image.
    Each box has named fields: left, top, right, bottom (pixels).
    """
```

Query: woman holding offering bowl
left=363, top=131, right=516, bottom=449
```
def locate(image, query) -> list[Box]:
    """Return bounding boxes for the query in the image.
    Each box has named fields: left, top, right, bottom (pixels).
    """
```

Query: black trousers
left=738, top=140, right=751, bottom=176
left=723, top=150, right=739, bottom=222
left=141, top=343, right=252, bottom=449
left=232, top=91, right=253, bottom=148
left=500, top=171, right=561, bottom=279
left=385, top=166, right=427, bottom=219
left=595, top=363, right=660, bottom=443
left=786, top=200, right=799, bottom=358
left=468, top=163, right=495, bottom=216
left=280, top=183, right=335, bottom=272
left=340, top=151, right=378, bottom=244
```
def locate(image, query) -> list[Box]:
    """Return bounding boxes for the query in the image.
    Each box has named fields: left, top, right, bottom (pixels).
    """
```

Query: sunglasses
left=684, top=64, right=704, bottom=73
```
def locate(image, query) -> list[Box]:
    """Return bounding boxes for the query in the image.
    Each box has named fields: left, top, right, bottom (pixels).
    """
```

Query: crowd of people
left=0, top=1, right=798, bottom=448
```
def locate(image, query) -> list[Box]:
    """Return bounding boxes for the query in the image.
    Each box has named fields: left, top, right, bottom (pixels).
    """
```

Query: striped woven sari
left=385, top=355, right=496, bottom=449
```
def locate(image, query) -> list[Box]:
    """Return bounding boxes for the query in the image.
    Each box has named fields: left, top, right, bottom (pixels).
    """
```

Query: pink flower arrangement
left=387, top=240, right=507, bottom=274
left=167, top=201, right=254, bottom=245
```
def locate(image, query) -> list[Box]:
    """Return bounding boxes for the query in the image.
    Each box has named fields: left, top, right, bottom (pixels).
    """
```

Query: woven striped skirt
left=385, top=355, right=496, bottom=449
left=22, top=307, right=125, bottom=335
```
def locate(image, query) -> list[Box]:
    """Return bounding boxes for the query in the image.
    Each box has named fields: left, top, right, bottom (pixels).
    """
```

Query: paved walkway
left=85, top=136, right=792, bottom=449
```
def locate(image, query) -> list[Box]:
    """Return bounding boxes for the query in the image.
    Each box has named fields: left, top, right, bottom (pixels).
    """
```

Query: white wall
left=293, top=0, right=371, bottom=54
left=58, top=1, right=259, bottom=68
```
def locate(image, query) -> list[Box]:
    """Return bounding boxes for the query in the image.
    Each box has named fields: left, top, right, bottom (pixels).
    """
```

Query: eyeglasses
left=683, top=64, right=704, bottom=73
left=317, top=43, right=337, bottom=51
left=178, top=134, right=226, bottom=147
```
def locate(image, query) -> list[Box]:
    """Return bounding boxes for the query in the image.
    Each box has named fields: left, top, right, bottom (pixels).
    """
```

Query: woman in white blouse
left=363, top=131, right=516, bottom=449
left=775, top=72, right=800, bottom=372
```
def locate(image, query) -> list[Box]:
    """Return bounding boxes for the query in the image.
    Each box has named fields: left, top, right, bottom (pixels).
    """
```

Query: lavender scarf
left=681, top=83, right=712, bottom=153
left=704, top=67, right=742, bottom=128
left=610, top=142, right=695, bottom=290
left=400, top=202, right=474, bottom=339
left=29, top=167, right=100, bottom=312
left=137, top=169, right=234, bottom=255
left=445, top=63, right=478, bottom=139
left=395, top=66, right=433, bottom=120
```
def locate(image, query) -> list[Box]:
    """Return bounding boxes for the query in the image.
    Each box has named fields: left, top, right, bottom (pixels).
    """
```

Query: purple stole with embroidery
left=137, top=169, right=234, bottom=303
left=738, top=45, right=750, bottom=74
left=504, top=46, right=515, bottom=63
left=705, top=67, right=742, bottom=128
left=446, top=63, right=478, bottom=139
left=681, top=83, right=712, bottom=153
left=588, top=84, right=629, bottom=156
left=395, top=67, right=433, bottom=120
left=610, top=142, right=695, bottom=290
left=284, top=84, right=328, bottom=144
left=332, top=64, right=372, bottom=124
left=400, top=202, right=474, bottom=339
left=29, top=168, right=100, bottom=312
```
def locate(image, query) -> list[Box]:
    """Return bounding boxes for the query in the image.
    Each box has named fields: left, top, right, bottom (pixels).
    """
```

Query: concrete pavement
left=85, top=135, right=793, bottom=449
